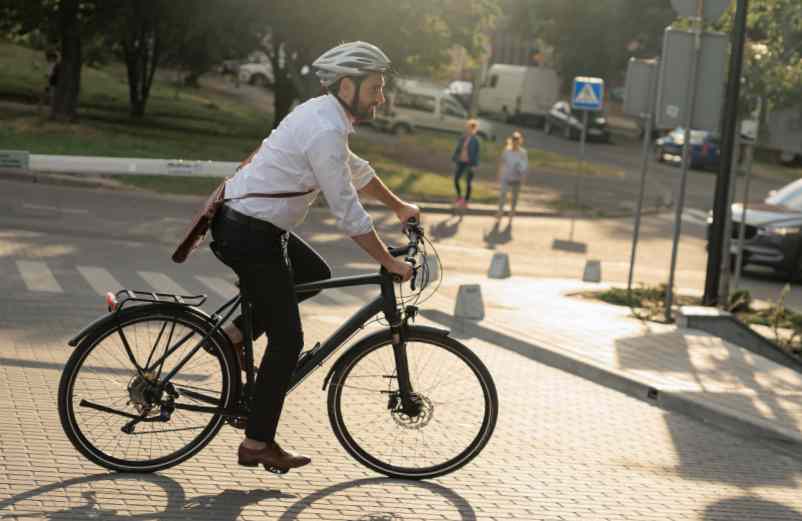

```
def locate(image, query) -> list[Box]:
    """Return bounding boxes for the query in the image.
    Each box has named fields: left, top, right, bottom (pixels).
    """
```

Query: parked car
left=447, top=80, right=473, bottom=110
left=543, top=101, right=610, bottom=142
left=655, top=128, right=720, bottom=170
left=374, top=79, right=496, bottom=141
left=477, top=64, right=559, bottom=127
left=238, top=61, right=274, bottom=87
left=712, top=178, right=802, bottom=279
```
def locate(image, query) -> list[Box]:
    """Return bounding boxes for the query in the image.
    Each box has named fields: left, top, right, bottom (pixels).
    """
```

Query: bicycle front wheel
left=58, top=304, right=237, bottom=472
left=327, top=327, right=498, bottom=479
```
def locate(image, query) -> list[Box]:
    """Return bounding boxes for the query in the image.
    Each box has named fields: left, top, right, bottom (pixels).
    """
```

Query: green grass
left=0, top=40, right=270, bottom=161
left=366, top=130, right=626, bottom=179
left=109, top=157, right=497, bottom=204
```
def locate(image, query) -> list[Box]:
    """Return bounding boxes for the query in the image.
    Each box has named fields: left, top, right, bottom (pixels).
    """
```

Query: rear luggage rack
left=105, top=289, right=207, bottom=312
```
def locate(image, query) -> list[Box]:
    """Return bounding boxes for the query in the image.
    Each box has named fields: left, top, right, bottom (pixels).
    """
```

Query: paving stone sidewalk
left=430, top=275, right=802, bottom=456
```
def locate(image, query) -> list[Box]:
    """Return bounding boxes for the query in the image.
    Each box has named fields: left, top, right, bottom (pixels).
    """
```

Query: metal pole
left=627, top=113, right=653, bottom=297
left=703, top=0, right=749, bottom=305
left=718, top=132, right=741, bottom=304
left=734, top=141, right=754, bottom=288
left=664, top=4, right=704, bottom=322
left=570, top=111, right=589, bottom=241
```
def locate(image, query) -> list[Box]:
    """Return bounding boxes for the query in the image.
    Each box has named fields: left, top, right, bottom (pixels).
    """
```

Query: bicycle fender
left=68, top=304, right=215, bottom=347
left=321, top=325, right=450, bottom=390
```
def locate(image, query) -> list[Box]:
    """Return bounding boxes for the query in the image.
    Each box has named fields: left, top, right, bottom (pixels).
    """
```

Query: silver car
left=722, top=178, right=802, bottom=278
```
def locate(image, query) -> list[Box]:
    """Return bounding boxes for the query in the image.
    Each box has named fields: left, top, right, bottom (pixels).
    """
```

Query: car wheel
left=563, top=125, right=572, bottom=140
left=544, top=121, right=552, bottom=135
left=391, top=123, right=412, bottom=135
left=249, top=74, right=268, bottom=87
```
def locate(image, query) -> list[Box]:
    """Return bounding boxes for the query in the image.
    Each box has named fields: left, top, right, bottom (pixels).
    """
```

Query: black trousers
left=453, top=162, right=475, bottom=201
left=211, top=206, right=331, bottom=442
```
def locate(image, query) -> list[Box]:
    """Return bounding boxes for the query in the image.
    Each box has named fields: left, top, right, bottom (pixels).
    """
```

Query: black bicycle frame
left=148, top=269, right=411, bottom=420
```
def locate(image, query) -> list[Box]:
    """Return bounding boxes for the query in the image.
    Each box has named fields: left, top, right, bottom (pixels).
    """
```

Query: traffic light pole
left=703, top=0, right=749, bottom=305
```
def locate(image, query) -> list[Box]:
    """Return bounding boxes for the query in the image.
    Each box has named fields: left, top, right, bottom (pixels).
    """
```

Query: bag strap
left=223, top=189, right=313, bottom=201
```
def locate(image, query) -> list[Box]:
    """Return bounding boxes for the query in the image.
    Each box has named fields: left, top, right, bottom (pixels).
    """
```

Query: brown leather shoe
left=238, top=441, right=311, bottom=472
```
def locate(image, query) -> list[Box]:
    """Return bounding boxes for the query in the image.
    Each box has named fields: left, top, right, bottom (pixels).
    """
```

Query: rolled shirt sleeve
left=348, top=150, right=376, bottom=190
left=306, top=129, right=374, bottom=237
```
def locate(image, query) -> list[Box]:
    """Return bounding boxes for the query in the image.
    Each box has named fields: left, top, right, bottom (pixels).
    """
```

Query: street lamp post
left=703, top=0, right=749, bottom=305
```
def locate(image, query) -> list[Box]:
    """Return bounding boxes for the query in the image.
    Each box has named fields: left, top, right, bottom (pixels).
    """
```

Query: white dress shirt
left=225, top=94, right=375, bottom=236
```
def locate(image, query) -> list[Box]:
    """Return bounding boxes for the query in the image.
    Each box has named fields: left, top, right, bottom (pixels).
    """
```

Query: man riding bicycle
left=210, top=41, right=419, bottom=472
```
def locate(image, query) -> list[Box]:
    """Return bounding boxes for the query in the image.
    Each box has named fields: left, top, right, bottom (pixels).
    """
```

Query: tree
left=0, top=0, right=110, bottom=121
left=725, top=0, right=802, bottom=113
left=519, top=0, right=674, bottom=91
left=246, top=0, right=499, bottom=127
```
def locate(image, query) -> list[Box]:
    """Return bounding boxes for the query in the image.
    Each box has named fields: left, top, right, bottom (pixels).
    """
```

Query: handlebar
left=388, top=217, right=425, bottom=287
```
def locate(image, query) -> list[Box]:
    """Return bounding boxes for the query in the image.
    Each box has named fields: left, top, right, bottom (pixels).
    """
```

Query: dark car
left=711, top=178, right=802, bottom=279
left=543, top=101, right=611, bottom=142
left=655, top=128, right=720, bottom=170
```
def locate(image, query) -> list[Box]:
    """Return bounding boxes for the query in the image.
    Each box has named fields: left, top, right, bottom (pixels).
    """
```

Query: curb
left=420, top=308, right=802, bottom=459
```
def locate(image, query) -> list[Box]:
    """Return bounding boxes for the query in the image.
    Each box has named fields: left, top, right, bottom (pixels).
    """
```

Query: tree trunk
left=270, top=53, right=298, bottom=129
left=123, top=1, right=161, bottom=118
left=50, top=0, right=82, bottom=122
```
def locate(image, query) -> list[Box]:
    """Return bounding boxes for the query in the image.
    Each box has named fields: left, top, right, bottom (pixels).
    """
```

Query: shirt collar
left=326, top=94, right=355, bottom=134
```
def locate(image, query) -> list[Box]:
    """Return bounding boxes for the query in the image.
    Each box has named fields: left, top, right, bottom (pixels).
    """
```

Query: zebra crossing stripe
left=138, top=271, right=188, bottom=296
left=77, top=266, right=123, bottom=296
left=16, top=260, right=63, bottom=292
left=195, top=276, right=237, bottom=298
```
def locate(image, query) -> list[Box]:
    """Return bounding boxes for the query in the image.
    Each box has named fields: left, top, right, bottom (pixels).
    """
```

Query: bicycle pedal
left=263, top=464, right=289, bottom=475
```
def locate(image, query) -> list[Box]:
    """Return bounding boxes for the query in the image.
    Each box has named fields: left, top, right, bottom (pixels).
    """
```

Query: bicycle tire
left=58, top=304, right=237, bottom=472
left=327, top=327, right=498, bottom=480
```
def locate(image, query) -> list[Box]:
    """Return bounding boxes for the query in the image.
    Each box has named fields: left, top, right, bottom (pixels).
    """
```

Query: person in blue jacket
left=451, top=119, right=481, bottom=208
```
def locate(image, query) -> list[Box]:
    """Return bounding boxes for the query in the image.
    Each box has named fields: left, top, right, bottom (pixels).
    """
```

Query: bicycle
left=58, top=220, right=498, bottom=480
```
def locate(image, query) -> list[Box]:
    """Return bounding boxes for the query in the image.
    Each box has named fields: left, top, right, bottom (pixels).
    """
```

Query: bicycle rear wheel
left=327, top=327, right=498, bottom=479
left=58, top=304, right=237, bottom=472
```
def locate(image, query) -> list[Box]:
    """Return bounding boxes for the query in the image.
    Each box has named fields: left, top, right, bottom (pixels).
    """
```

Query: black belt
left=219, top=205, right=285, bottom=235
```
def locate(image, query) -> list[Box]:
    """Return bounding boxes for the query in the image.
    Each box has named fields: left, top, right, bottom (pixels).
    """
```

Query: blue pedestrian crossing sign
left=571, top=76, right=605, bottom=111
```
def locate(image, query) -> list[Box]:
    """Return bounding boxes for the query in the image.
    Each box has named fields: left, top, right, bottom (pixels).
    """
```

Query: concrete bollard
left=582, top=259, right=602, bottom=283
left=454, top=284, right=485, bottom=321
left=488, top=252, right=511, bottom=279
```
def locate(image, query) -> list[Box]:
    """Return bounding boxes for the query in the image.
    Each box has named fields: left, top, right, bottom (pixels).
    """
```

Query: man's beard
left=353, top=102, right=376, bottom=122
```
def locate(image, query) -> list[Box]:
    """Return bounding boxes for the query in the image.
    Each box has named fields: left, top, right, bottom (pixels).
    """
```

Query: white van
left=477, top=64, right=560, bottom=127
left=374, top=79, right=495, bottom=141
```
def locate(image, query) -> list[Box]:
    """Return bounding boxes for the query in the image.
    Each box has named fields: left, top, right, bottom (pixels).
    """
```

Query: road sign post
left=623, top=59, right=659, bottom=299
left=569, top=77, right=604, bottom=242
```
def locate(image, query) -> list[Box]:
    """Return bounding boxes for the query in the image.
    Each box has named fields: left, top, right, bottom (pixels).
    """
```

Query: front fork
left=389, top=307, right=421, bottom=416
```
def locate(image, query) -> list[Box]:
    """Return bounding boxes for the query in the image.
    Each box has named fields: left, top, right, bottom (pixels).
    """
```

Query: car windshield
left=766, top=179, right=802, bottom=210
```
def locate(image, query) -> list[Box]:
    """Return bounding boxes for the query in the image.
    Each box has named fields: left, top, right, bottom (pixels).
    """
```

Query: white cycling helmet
left=313, top=41, right=392, bottom=87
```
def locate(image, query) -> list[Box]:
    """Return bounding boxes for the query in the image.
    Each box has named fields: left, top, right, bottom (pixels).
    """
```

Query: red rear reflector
left=105, top=292, right=118, bottom=312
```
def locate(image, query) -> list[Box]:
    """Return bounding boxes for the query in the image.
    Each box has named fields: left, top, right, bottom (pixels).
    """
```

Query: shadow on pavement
left=483, top=220, right=512, bottom=249
left=276, top=477, right=476, bottom=521
left=703, top=496, right=802, bottom=520
left=551, top=238, right=587, bottom=253
left=0, top=472, right=292, bottom=521
left=429, top=215, right=463, bottom=241
left=422, top=308, right=802, bottom=490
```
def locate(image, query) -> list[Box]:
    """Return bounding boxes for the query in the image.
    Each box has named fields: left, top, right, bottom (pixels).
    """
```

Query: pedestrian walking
left=451, top=119, right=480, bottom=209
left=496, top=131, right=528, bottom=224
